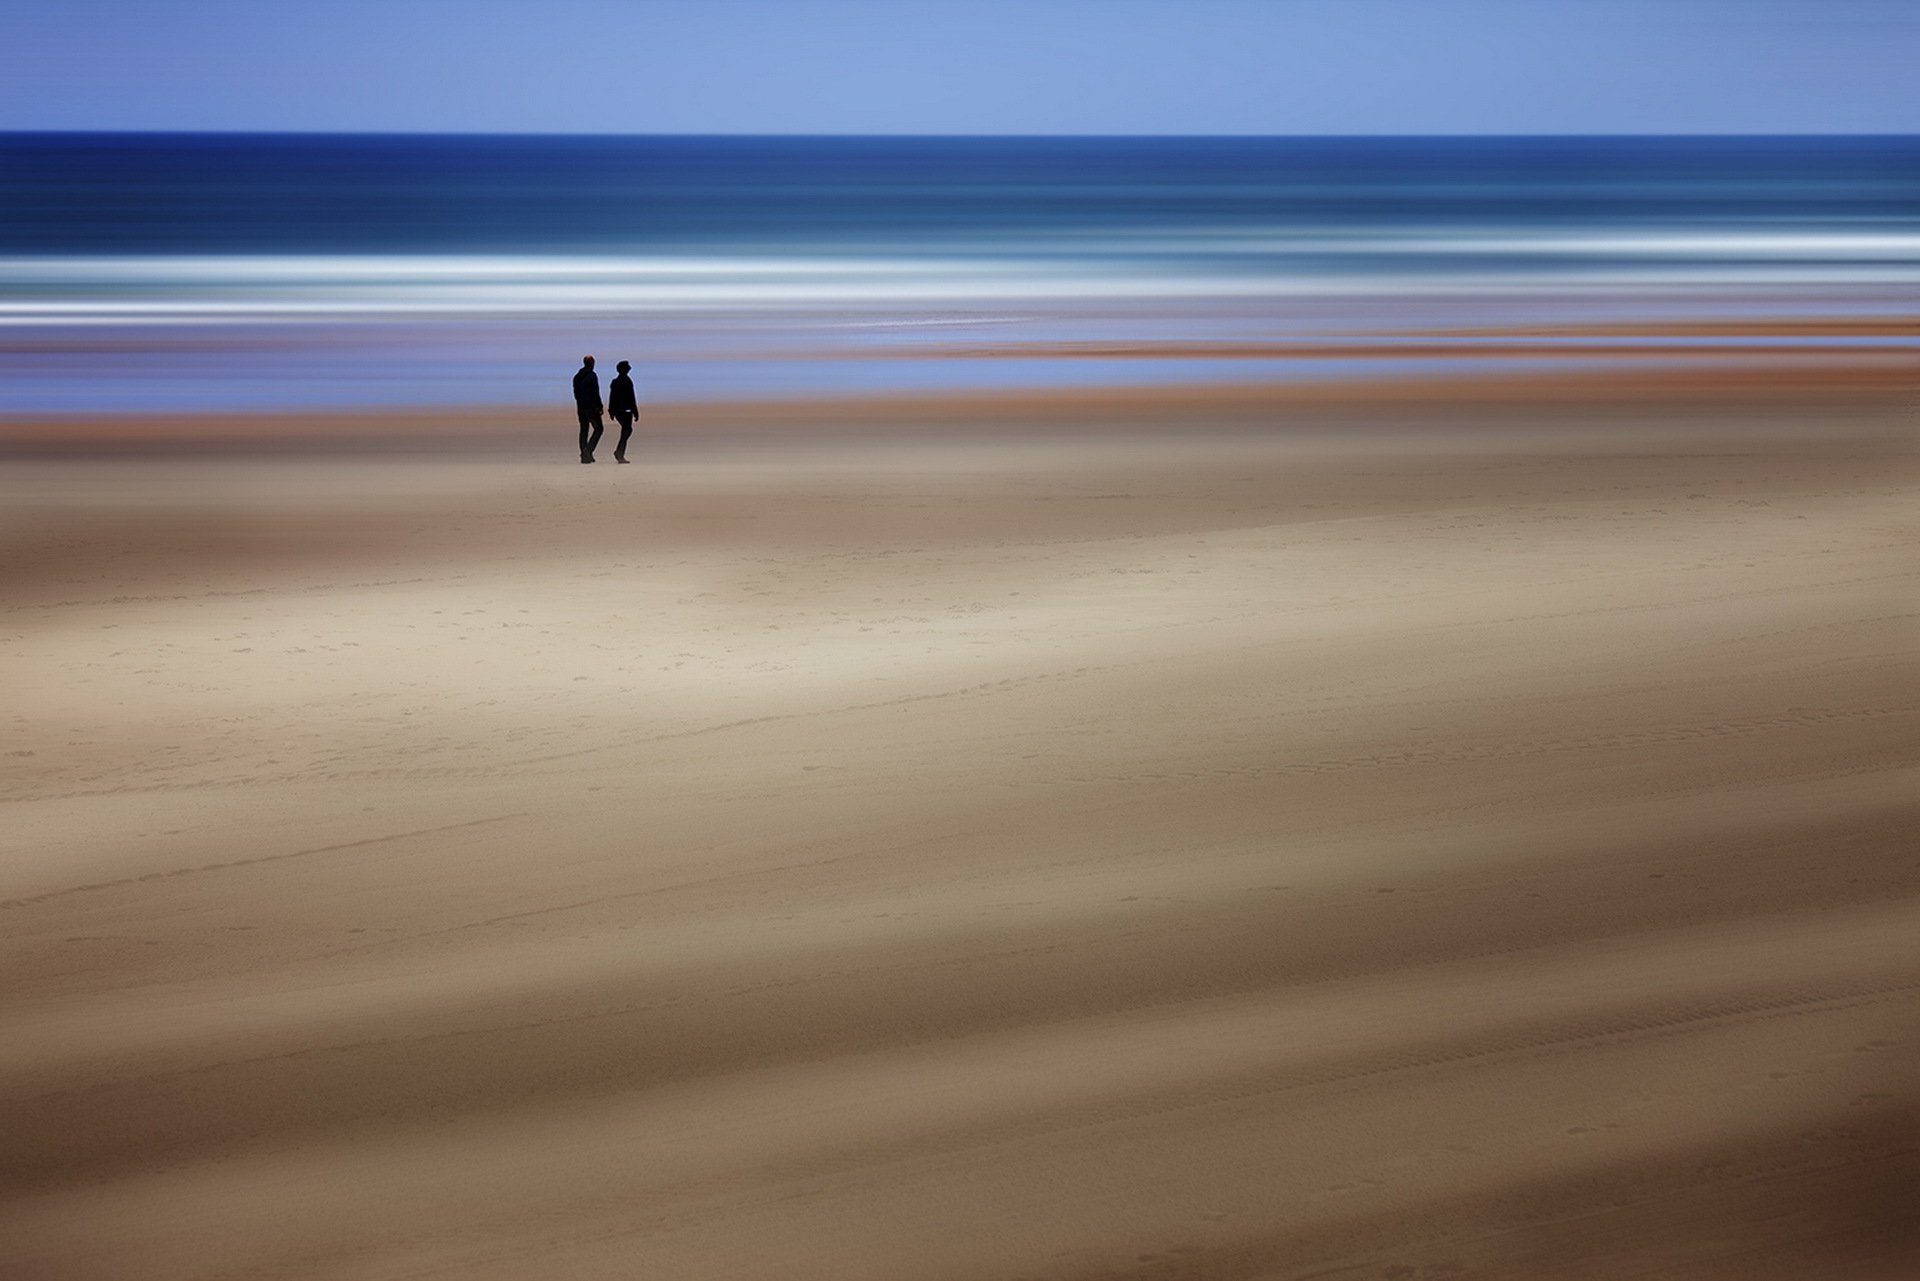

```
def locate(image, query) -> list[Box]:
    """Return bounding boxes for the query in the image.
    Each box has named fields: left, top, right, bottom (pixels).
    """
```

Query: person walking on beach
left=572, top=355, right=604, bottom=464
left=608, top=360, right=638, bottom=464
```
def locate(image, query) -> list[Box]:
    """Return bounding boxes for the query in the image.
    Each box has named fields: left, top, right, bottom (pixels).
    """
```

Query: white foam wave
left=0, top=229, right=1913, bottom=325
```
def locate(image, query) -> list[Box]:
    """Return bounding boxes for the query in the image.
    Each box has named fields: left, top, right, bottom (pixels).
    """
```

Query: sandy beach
left=2, top=384, right=1917, bottom=1279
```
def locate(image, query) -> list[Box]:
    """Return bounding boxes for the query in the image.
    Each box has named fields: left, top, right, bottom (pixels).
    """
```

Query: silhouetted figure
left=573, top=355, right=603, bottom=463
left=609, top=360, right=638, bottom=464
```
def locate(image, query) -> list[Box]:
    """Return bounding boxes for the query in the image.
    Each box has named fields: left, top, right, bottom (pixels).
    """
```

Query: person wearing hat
left=608, top=360, right=639, bottom=464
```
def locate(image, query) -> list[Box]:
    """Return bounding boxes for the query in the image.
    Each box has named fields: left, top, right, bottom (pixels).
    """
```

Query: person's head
left=616, top=360, right=631, bottom=373
left=582, top=355, right=594, bottom=369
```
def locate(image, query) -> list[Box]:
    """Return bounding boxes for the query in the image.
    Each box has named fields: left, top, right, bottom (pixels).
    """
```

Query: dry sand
left=2, top=396, right=1917, bottom=1279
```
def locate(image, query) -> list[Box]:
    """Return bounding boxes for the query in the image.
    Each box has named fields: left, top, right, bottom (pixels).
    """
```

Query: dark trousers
left=577, top=407, right=604, bottom=460
left=612, top=411, right=635, bottom=459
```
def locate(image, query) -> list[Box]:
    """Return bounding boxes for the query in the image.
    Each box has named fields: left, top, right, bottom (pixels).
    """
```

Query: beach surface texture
left=3, top=379, right=1916, bottom=1279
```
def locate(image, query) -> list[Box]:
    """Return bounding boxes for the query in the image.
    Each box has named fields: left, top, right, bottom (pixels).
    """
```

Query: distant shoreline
left=2, top=358, right=1911, bottom=457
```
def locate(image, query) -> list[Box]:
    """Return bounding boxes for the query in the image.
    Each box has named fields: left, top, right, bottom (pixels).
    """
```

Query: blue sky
left=2, top=0, right=1915, bottom=134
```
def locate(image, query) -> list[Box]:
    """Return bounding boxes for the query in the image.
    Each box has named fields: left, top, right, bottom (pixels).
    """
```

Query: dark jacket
left=572, top=366, right=602, bottom=410
left=608, top=373, right=637, bottom=416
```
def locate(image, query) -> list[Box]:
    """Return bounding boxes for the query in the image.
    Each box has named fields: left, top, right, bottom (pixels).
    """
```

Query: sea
left=1, top=134, right=1916, bottom=415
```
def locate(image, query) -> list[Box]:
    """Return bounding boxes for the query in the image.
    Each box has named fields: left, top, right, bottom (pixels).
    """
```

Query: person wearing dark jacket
left=572, top=356, right=604, bottom=463
left=608, top=360, right=638, bottom=464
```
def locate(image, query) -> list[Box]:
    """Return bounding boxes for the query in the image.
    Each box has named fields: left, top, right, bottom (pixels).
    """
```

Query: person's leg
left=579, top=409, right=595, bottom=462
left=614, top=412, right=634, bottom=462
left=587, top=414, right=604, bottom=460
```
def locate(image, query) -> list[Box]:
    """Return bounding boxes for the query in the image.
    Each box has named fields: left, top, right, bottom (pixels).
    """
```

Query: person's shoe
left=616, top=456, right=630, bottom=464
left=581, top=456, right=593, bottom=464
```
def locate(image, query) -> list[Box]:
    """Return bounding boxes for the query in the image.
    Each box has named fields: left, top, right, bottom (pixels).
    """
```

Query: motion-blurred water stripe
left=1, top=134, right=1914, bottom=413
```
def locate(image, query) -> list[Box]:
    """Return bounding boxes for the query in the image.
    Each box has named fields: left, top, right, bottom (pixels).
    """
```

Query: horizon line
left=5, top=129, right=1919, bottom=141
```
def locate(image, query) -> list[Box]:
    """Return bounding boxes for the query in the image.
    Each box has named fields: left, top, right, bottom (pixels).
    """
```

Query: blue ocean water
left=2, top=134, right=1916, bottom=413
